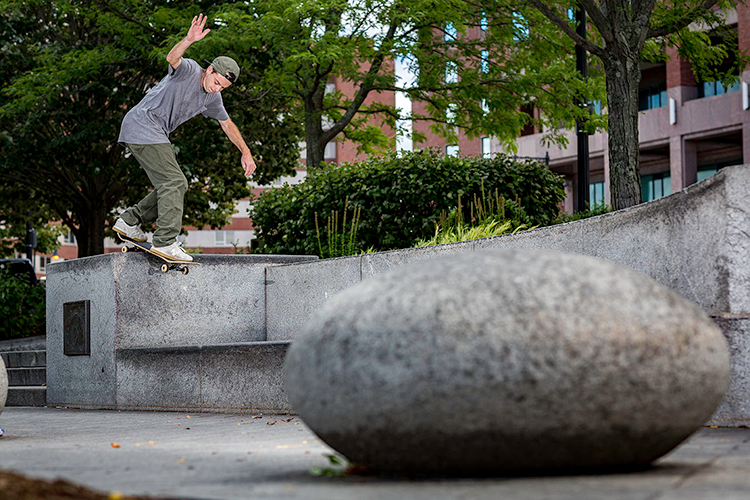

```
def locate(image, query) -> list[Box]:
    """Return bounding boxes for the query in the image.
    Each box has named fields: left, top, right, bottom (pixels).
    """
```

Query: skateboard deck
left=117, top=234, right=200, bottom=275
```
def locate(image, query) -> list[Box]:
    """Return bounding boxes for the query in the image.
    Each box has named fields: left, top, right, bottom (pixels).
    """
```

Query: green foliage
left=415, top=218, right=529, bottom=246
left=250, top=150, right=564, bottom=255
left=554, top=201, right=612, bottom=223
left=315, top=198, right=363, bottom=259
left=414, top=185, right=534, bottom=246
left=310, top=453, right=349, bottom=477
left=207, top=0, right=607, bottom=168
left=0, top=0, right=302, bottom=256
left=0, top=270, right=45, bottom=341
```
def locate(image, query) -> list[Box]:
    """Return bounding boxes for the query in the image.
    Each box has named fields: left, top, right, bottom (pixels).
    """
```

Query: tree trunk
left=602, top=53, right=642, bottom=210
left=74, top=205, right=107, bottom=257
left=304, top=93, right=326, bottom=170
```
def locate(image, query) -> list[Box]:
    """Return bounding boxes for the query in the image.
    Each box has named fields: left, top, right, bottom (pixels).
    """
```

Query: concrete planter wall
left=46, top=165, right=750, bottom=422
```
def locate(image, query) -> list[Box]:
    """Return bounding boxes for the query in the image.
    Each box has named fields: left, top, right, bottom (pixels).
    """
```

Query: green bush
left=0, top=271, right=46, bottom=341
left=250, top=150, right=565, bottom=255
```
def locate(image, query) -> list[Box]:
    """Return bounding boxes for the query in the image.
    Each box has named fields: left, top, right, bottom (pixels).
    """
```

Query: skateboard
left=118, top=235, right=200, bottom=275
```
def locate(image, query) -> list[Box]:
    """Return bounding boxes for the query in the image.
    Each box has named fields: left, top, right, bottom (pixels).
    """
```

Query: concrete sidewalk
left=0, top=407, right=749, bottom=500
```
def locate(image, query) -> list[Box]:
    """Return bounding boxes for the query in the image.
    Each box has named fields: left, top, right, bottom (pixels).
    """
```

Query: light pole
left=575, top=5, right=590, bottom=213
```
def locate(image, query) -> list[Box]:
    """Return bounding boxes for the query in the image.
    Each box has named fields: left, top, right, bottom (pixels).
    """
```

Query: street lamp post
left=575, top=5, right=590, bottom=213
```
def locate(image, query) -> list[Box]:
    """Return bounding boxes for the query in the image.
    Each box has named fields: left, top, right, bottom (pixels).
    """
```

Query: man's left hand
left=242, top=152, right=256, bottom=177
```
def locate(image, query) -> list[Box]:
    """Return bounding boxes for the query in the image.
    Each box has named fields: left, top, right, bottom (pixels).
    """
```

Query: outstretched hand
left=186, top=13, right=210, bottom=43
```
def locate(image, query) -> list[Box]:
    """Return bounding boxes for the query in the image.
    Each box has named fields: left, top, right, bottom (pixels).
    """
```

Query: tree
left=0, top=185, right=65, bottom=259
left=0, top=0, right=302, bottom=256
left=208, top=0, right=606, bottom=169
left=526, top=0, right=747, bottom=209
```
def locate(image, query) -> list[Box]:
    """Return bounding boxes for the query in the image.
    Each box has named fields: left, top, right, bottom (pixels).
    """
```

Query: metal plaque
left=63, top=300, right=90, bottom=356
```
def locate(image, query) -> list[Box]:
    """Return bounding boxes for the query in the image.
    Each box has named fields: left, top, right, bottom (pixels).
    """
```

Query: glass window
left=446, top=145, right=459, bottom=157
left=446, top=103, right=458, bottom=123
left=641, top=173, right=671, bottom=202
left=480, top=50, right=489, bottom=73
left=445, top=62, right=458, bottom=84
left=481, top=99, right=490, bottom=114
left=512, top=12, right=528, bottom=41
left=63, top=230, right=76, bottom=244
left=638, top=83, right=667, bottom=111
left=480, top=13, right=488, bottom=31
left=444, top=22, right=457, bottom=41
left=38, top=256, right=52, bottom=273
left=698, top=79, right=740, bottom=98
left=324, top=141, right=336, bottom=159
left=588, top=182, right=605, bottom=207
left=482, top=137, right=491, bottom=158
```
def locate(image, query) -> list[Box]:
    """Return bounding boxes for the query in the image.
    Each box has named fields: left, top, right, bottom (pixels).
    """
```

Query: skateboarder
left=114, top=13, right=256, bottom=262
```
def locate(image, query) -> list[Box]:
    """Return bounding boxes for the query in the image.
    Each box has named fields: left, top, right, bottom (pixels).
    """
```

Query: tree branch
left=526, top=0, right=606, bottom=56
left=647, top=0, right=720, bottom=39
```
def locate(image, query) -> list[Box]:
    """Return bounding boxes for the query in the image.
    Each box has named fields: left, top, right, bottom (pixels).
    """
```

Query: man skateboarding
left=114, top=13, right=256, bottom=262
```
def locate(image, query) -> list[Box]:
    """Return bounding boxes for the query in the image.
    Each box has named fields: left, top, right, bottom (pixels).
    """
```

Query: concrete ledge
left=47, top=254, right=315, bottom=409
left=7, top=387, right=46, bottom=407
left=0, top=350, right=46, bottom=368
left=116, top=342, right=291, bottom=413
left=6, top=368, right=45, bottom=386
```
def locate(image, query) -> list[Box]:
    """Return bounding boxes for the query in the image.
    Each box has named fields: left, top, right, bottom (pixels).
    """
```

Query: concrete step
left=6, top=386, right=46, bottom=406
left=7, top=367, right=46, bottom=386
left=113, top=341, right=291, bottom=413
left=1, top=350, right=46, bottom=368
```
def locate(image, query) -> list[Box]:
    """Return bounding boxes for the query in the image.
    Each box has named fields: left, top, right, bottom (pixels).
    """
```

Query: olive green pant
left=120, top=143, right=188, bottom=248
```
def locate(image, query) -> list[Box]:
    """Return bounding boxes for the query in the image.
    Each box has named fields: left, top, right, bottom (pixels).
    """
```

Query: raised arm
left=166, top=14, right=211, bottom=70
left=220, top=117, right=257, bottom=178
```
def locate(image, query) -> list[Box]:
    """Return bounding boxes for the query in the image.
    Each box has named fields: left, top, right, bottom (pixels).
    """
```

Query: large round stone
left=0, top=355, right=7, bottom=415
left=284, top=249, right=730, bottom=474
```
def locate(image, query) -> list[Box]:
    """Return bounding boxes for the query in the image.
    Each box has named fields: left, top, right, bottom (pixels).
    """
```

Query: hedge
left=249, top=150, right=565, bottom=256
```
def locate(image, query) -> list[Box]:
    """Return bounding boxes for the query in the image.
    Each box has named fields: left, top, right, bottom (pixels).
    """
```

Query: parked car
left=0, top=258, right=37, bottom=285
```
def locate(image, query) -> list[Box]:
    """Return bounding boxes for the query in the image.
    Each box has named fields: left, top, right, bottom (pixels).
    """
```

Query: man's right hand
left=186, top=13, right=210, bottom=43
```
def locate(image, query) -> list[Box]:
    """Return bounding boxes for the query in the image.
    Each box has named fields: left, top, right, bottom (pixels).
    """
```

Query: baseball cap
left=209, top=56, right=240, bottom=83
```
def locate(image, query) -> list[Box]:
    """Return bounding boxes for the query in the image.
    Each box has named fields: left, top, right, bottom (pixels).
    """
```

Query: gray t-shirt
left=118, top=58, right=229, bottom=145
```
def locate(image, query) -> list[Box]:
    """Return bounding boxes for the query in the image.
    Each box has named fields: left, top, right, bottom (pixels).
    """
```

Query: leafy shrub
left=250, top=150, right=565, bottom=255
left=554, top=201, right=612, bottom=223
left=0, top=271, right=45, bottom=341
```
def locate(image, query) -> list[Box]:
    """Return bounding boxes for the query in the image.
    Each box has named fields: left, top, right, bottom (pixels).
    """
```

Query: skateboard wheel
left=121, top=246, right=129, bottom=253
left=181, top=267, right=189, bottom=275
left=160, top=263, right=169, bottom=273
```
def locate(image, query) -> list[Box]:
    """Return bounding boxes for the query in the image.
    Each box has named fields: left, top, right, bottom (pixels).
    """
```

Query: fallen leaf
left=185, top=427, right=191, bottom=430
left=109, top=491, right=124, bottom=500
left=266, top=421, right=278, bottom=426
left=283, top=418, right=294, bottom=422
left=148, top=441, right=157, bottom=445
left=110, top=443, right=120, bottom=448
left=186, top=415, right=191, bottom=419
left=177, top=458, right=185, bottom=464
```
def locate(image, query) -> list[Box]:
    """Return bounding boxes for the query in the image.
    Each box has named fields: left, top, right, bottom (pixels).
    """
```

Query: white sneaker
left=114, top=217, right=147, bottom=242
left=150, top=241, right=193, bottom=262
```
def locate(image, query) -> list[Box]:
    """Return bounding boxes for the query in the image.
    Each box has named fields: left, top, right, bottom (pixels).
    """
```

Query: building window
left=446, top=145, right=459, bottom=157
left=63, top=230, right=76, bottom=245
left=589, top=182, right=605, bottom=207
left=445, top=62, right=458, bottom=84
left=481, top=99, right=490, bottom=114
left=324, top=141, right=336, bottom=160
left=444, top=22, right=457, bottom=41
left=638, top=83, right=667, bottom=111
left=697, top=159, right=741, bottom=181
left=641, top=172, right=671, bottom=202
left=215, top=231, right=235, bottom=246
left=480, top=50, right=489, bottom=73
left=480, top=13, right=488, bottom=31
left=482, top=137, right=491, bottom=158
left=512, top=12, right=528, bottom=41
left=698, top=79, right=740, bottom=98
left=38, top=256, right=52, bottom=273
left=446, top=103, right=458, bottom=123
